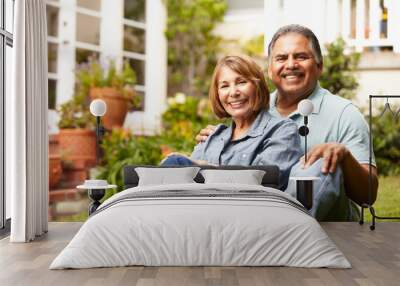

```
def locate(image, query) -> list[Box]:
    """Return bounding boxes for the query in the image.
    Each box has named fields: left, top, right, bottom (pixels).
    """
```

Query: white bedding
left=50, top=183, right=351, bottom=269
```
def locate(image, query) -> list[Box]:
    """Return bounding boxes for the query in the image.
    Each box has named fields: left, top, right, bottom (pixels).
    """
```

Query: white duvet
left=50, top=183, right=351, bottom=269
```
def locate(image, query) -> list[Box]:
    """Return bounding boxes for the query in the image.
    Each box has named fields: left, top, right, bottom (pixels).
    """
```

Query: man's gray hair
left=267, top=24, right=323, bottom=65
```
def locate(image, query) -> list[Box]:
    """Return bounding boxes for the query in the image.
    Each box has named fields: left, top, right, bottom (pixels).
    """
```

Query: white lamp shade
left=90, top=99, right=107, bottom=117
left=298, top=99, right=314, bottom=116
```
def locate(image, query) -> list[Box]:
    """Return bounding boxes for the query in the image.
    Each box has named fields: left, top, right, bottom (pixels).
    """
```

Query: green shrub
left=320, top=38, right=360, bottom=100
left=371, top=110, right=400, bottom=176
left=96, top=129, right=162, bottom=196
left=166, top=0, right=227, bottom=97
left=160, top=93, right=225, bottom=154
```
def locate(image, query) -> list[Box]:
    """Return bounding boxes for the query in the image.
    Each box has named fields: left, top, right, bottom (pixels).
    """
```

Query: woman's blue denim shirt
left=191, top=110, right=302, bottom=189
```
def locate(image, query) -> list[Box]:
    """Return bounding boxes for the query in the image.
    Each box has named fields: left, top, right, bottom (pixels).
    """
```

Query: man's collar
left=270, top=82, right=324, bottom=118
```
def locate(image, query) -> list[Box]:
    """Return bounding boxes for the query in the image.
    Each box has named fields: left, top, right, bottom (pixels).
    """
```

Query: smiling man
left=197, top=25, right=378, bottom=221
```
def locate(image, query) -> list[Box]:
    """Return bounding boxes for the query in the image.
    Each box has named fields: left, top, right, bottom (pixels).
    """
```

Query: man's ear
left=267, top=64, right=272, bottom=79
left=317, top=62, right=323, bottom=75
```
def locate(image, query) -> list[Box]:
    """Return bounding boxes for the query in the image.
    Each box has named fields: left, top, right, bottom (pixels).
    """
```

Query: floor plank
left=0, top=222, right=399, bottom=286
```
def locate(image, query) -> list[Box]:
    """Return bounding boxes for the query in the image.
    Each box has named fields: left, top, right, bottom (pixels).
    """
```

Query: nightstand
left=77, top=180, right=117, bottom=215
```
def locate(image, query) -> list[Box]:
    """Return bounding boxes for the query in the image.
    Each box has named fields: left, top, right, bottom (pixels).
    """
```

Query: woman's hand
left=195, top=125, right=216, bottom=143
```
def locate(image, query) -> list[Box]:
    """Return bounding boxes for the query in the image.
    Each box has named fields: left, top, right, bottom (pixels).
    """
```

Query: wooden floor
left=0, top=222, right=399, bottom=286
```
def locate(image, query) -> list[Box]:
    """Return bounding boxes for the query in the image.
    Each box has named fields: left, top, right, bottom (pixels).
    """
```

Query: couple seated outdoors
left=161, top=25, right=379, bottom=222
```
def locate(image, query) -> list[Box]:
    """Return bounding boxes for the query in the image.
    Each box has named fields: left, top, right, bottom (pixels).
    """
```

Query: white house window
left=45, top=0, right=166, bottom=134
left=123, top=0, right=146, bottom=111
left=46, top=0, right=59, bottom=110
left=76, top=12, right=101, bottom=46
left=76, top=1, right=101, bottom=67
left=77, top=0, right=100, bottom=12
left=124, top=0, right=145, bottom=22
left=76, top=48, right=99, bottom=65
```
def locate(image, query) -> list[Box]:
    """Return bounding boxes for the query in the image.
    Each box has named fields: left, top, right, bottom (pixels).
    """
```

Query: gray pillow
left=135, top=167, right=201, bottom=186
left=200, top=169, right=266, bottom=185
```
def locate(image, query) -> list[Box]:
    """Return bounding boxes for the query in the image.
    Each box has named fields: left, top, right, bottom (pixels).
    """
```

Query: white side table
left=77, top=180, right=117, bottom=215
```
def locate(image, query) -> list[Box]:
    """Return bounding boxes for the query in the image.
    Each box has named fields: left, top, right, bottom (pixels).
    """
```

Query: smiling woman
left=162, top=55, right=302, bottom=190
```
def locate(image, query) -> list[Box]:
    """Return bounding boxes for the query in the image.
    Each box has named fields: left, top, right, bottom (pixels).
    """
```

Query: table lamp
left=89, top=99, right=107, bottom=165
left=78, top=99, right=115, bottom=215
left=290, top=99, right=318, bottom=210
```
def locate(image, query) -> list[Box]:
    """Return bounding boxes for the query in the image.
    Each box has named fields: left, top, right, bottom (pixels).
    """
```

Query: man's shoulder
left=320, top=88, right=353, bottom=111
left=265, top=112, right=298, bottom=132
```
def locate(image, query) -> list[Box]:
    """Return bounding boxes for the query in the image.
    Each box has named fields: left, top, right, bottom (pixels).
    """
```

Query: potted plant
left=76, top=59, right=140, bottom=129
left=57, top=96, right=97, bottom=186
left=49, top=134, right=62, bottom=189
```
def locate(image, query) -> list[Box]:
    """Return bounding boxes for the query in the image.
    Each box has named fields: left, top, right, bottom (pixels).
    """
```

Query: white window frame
left=47, top=0, right=166, bottom=135
left=122, top=8, right=146, bottom=114
left=1, top=0, right=14, bottom=231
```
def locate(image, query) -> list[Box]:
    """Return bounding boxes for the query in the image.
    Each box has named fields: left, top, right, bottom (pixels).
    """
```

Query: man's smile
left=281, top=71, right=304, bottom=80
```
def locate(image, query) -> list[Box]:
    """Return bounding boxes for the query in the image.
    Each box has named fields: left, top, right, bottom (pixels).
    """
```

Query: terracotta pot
left=58, top=129, right=96, bottom=168
left=49, top=134, right=60, bottom=156
left=90, top=87, right=129, bottom=129
left=49, top=154, right=62, bottom=189
left=60, top=163, right=88, bottom=188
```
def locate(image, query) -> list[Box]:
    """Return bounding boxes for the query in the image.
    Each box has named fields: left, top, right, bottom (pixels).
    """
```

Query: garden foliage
left=161, top=93, right=224, bottom=154
left=371, top=110, right=400, bottom=176
left=165, top=0, right=227, bottom=97
left=97, top=129, right=163, bottom=196
left=319, top=38, right=360, bottom=100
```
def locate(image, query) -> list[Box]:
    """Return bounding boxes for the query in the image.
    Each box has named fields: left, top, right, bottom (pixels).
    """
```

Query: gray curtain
left=8, top=0, right=48, bottom=242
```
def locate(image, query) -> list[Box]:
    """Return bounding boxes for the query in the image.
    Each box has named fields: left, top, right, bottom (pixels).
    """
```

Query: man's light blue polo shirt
left=270, top=83, right=375, bottom=221
left=269, top=83, right=375, bottom=166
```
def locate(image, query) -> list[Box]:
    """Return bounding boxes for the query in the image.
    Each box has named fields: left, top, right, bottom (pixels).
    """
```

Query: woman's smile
left=228, top=98, right=248, bottom=109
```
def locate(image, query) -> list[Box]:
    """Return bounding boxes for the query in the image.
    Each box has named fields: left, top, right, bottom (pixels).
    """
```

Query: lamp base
left=296, top=180, right=313, bottom=210
left=88, top=188, right=105, bottom=215
left=290, top=177, right=319, bottom=210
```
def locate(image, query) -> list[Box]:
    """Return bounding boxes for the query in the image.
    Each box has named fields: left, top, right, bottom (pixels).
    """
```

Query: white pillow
left=135, top=167, right=200, bottom=186
left=200, top=169, right=266, bottom=185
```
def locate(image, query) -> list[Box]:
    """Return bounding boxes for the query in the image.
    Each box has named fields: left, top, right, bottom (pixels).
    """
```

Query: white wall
left=356, top=70, right=400, bottom=107
left=214, top=9, right=265, bottom=42
left=264, top=0, right=337, bottom=53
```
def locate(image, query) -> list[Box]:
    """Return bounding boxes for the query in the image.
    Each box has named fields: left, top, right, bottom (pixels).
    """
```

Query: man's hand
left=195, top=125, right=216, bottom=143
left=301, top=143, right=349, bottom=174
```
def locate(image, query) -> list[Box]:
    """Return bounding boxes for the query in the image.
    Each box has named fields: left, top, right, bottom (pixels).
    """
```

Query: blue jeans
left=285, top=158, right=360, bottom=221
left=161, top=155, right=196, bottom=166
